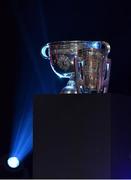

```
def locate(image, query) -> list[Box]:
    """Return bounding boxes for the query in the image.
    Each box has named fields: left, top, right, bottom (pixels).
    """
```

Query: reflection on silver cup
left=41, top=40, right=111, bottom=94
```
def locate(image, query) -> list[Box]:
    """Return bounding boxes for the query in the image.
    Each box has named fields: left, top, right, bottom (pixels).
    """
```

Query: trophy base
left=60, top=79, right=78, bottom=94
left=60, top=77, right=108, bottom=94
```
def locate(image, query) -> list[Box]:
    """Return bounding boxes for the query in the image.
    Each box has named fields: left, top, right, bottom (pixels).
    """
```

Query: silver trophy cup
left=41, top=40, right=111, bottom=94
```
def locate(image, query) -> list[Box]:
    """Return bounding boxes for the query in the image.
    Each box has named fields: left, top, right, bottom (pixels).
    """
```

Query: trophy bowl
left=41, top=40, right=111, bottom=94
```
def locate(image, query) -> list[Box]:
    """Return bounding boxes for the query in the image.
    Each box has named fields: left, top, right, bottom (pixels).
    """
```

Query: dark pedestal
left=33, top=94, right=131, bottom=179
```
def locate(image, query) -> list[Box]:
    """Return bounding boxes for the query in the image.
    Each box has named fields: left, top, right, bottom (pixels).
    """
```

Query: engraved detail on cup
left=41, top=41, right=111, bottom=94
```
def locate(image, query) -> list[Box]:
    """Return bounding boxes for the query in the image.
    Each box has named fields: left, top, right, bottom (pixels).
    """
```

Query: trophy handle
left=103, top=58, right=111, bottom=93
left=41, top=44, right=49, bottom=59
left=102, top=41, right=111, bottom=55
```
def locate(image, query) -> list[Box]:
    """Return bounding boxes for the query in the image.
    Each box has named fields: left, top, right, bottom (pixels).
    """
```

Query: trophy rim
left=47, top=40, right=102, bottom=45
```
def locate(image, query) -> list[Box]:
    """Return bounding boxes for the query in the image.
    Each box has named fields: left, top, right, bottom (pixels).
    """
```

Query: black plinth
left=33, top=94, right=131, bottom=179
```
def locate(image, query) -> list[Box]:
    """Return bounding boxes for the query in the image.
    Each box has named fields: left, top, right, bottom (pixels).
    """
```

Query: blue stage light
left=9, top=0, right=55, bottom=167
left=7, top=157, right=20, bottom=168
left=10, top=109, right=33, bottom=162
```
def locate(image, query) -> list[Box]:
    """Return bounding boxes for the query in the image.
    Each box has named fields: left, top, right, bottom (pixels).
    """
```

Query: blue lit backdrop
left=7, top=1, right=131, bottom=178
left=9, top=0, right=64, bottom=162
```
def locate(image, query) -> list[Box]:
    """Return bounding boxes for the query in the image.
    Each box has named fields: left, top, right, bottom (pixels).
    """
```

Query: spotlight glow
left=7, top=157, right=20, bottom=168
left=89, top=41, right=101, bottom=49
left=10, top=109, right=33, bottom=162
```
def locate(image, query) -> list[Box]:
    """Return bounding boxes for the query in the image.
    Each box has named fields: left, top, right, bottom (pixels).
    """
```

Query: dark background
left=0, top=0, right=131, bottom=178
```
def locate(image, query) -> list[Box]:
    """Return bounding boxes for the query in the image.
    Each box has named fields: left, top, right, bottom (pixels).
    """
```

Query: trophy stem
left=60, top=55, right=83, bottom=94
left=60, top=75, right=78, bottom=94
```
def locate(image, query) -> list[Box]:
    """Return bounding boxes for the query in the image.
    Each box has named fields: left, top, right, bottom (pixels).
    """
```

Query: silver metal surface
left=41, top=41, right=111, bottom=94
